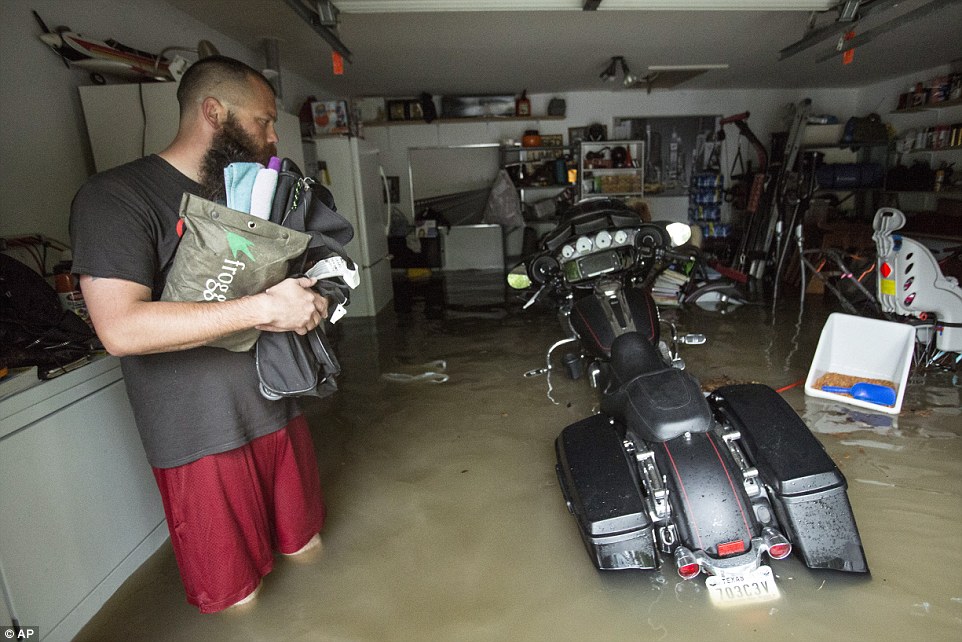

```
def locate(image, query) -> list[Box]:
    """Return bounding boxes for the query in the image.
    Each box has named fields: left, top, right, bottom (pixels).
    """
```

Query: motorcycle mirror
left=507, top=264, right=532, bottom=290
left=666, top=222, right=693, bottom=247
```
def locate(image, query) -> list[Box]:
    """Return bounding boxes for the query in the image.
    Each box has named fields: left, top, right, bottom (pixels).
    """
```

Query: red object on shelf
left=842, top=30, right=855, bottom=65
left=515, top=89, right=531, bottom=117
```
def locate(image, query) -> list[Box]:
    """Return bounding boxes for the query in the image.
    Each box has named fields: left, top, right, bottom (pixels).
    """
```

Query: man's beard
left=198, top=114, right=276, bottom=202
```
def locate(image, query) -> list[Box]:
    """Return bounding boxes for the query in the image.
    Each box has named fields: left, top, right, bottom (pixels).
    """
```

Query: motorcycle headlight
left=666, top=222, right=693, bottom=247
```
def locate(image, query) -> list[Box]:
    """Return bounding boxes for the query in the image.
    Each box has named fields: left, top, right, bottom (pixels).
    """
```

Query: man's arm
left=80, top=274, right=329, bottom=357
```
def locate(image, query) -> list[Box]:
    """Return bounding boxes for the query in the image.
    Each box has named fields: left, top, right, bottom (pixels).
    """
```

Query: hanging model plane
left=33, top=11, right=173, bottom=83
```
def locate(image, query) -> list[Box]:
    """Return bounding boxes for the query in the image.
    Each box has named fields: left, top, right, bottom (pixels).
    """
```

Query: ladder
left=749, top=98, right=812, bottom=281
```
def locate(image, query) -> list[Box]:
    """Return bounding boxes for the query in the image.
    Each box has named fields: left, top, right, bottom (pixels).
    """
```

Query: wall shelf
left=885, top=189, right=962, bottom=200
left=905, top=144, right=962, bottom=154
left=891, top=96, right=962, bottom=114
left=364, top=115, right=565, bottom=127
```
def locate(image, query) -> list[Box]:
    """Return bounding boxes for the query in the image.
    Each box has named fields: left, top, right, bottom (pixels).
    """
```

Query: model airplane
left=34, top=11, right=173, bottom=82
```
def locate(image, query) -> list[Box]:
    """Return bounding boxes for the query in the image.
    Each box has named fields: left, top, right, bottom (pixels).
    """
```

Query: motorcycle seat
left=601, top=333, right=713, bottom=442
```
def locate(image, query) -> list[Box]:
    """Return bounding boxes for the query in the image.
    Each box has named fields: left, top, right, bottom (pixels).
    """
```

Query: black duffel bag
left=254, top=158, right=356, bottom=400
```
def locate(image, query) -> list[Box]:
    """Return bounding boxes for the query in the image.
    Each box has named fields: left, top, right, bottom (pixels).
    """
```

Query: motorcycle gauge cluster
left=560, top=228, right=637, bottom=263
left=558, top=227, right=638, bottom=284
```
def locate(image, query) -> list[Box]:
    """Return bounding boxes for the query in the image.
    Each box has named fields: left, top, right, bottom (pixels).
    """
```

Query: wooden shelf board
left=363, top=115, right=565, bottom=127
left=891, top=96, right=962, bottom=114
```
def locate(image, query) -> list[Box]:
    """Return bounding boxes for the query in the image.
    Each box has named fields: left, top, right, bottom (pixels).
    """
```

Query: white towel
left=249, top=167, right=279, bottom=220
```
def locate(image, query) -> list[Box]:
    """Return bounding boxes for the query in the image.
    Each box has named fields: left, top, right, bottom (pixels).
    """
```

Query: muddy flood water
left=77, top=271, right=962, bottom=641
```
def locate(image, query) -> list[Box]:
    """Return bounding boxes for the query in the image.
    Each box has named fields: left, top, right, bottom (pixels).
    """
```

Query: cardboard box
left=804, top=313, right=916, bottom=414
left=802, top=124, right=845, bottom=146
left=311, top=100, right=350, bottom=136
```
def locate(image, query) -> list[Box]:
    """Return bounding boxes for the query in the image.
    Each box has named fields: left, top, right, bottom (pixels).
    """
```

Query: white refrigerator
left=306, top=137, right=393, bottom=317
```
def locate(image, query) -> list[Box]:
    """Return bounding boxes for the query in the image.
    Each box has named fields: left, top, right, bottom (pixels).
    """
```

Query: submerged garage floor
left=77, top=271, right=961, bottom=641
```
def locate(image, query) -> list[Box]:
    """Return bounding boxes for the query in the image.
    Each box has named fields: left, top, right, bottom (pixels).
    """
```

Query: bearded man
left=69, top=56, right=326, bottom=613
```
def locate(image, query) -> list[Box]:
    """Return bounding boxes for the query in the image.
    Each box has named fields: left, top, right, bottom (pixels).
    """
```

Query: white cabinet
left=79, top=83, right=305, bottom=173
left=0, top=358, right=167, bottom=642
left=579, top=140, right=645, bottom=199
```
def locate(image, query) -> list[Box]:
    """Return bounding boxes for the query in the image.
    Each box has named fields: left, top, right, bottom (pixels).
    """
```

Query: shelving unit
left=578, top=140, right=645, bottom=200
left=888, top=97, right=962, bottom=202
left=499, top=144, right=577, bottom=219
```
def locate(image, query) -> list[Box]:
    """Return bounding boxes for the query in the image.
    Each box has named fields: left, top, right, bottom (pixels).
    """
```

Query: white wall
left=0, top=0, right=331, bottom=256
left=364, top=66, right=957, bottom=226
left=363, top=86, right=862, bottom=224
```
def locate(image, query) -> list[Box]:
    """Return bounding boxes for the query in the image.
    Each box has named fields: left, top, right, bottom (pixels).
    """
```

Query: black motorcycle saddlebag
left=555, top=414, right=657, bottom=570
left=711, top=384, right=869, bottom=573
left=569, top=287, right=659, bottom=359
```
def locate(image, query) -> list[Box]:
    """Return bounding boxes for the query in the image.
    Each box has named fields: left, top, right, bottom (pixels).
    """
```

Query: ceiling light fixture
left=600, top=56, right=620, bottom=82
left=599, top=56, right=638, bottom=87
left=619, top=57, right=638, bottom=87
left=600, top=56, right=639, bottom=86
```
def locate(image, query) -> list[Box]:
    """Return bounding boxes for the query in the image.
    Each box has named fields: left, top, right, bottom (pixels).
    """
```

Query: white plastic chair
left=872, top=207, right=962, bottom=355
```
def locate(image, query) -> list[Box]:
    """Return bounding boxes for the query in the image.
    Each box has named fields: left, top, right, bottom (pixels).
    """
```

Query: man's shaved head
left=176, top=55, right=275, bottom=119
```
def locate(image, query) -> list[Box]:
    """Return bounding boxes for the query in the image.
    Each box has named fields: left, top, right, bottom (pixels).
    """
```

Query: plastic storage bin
left=804, top=313, right=916, bottom=414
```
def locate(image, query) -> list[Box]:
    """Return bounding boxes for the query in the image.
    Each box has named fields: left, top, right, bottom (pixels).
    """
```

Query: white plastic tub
left=804, top=313, right=916, bottom=414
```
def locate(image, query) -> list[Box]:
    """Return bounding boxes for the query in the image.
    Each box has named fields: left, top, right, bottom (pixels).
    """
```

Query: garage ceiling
left=163, top=0, right=962, bottom=97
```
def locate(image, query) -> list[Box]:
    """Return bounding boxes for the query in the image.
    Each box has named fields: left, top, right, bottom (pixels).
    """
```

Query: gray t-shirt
left=69, top=155, right=300, bottom=468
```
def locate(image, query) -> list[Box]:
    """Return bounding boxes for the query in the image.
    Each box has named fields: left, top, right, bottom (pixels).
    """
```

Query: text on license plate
left=705, top=565, right=780, bottom=607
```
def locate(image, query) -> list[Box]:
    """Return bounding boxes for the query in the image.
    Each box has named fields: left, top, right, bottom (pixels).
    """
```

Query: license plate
left=705, top=565, right=780, bottom=607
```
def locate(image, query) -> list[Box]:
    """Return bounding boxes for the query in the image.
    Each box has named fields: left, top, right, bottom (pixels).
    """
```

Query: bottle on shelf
left=515, top=89, right=531, bottom=117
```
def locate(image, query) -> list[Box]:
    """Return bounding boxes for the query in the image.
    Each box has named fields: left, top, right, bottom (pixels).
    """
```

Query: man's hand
left=255, top=276, right=329, bottom=335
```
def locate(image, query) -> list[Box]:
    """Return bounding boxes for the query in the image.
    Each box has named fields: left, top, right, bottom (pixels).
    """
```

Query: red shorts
left=152, top=414, right=324, bottom=613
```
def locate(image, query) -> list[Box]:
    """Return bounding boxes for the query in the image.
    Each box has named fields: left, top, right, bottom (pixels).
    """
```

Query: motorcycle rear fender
left=555, top=414, right=658, bottom=570
left=653, top=432, right=757, bottom=557
left=711, top=384, right=869, bottom=573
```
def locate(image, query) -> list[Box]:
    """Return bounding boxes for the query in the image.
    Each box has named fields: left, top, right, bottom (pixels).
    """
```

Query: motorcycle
left=509, top=198, right=868, bottom=605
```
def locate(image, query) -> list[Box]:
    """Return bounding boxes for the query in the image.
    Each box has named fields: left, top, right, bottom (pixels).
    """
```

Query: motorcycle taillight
left=717, top=540, right=746, bottom=557
left=763, top=527, right=792, bottom=560
left=678, top=562, right=701, bottom=580
left=674, top=547, right=700, bottom=579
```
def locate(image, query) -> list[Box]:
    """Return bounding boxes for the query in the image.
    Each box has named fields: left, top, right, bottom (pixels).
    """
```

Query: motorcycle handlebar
left=662, top=247, right=699, bottom=264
